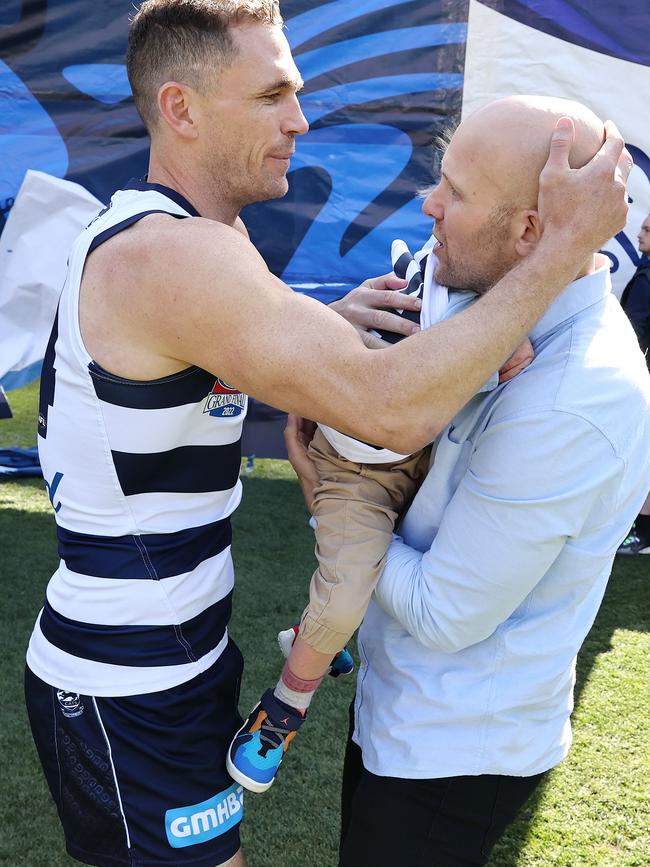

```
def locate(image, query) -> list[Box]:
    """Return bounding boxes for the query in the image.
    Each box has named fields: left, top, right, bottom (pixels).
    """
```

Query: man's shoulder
left=486, top=316, right=649, bottom=457
left=90, top=212, right=254, bottom=295
left=117, top=211, right=243, bottom=255
left=624, top=264, right=650, bottom=296
left=79, top=212, right=260, bottom=374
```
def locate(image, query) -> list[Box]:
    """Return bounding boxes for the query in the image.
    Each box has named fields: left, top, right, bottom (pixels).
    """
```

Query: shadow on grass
left=487, top=556, right=649, bottom=866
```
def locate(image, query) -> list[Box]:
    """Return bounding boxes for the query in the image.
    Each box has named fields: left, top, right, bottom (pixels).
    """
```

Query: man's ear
left=157, top=81, right=199, bottom=140
left=514, top=210, right=542, bottom=257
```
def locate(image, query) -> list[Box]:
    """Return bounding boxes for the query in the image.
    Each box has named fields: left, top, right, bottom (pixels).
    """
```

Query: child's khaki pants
left=299, top=428, right=430, bottom=656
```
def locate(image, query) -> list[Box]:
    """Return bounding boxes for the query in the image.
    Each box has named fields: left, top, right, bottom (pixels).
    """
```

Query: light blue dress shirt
left=354, top=261, right=650, bottom=779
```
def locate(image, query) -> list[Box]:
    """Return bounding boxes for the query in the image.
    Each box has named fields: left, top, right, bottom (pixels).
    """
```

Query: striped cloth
left=373, top=238, right=434, bottom=344
left=318, top=236, right=450, bottom=464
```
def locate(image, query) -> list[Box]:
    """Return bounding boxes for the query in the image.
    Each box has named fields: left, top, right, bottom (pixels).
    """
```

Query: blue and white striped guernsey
left=27, top=181, right=247, bottom=697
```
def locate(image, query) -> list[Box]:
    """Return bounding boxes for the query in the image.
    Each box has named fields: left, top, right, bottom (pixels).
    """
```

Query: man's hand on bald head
left=537, top=115, right=630, bottom=254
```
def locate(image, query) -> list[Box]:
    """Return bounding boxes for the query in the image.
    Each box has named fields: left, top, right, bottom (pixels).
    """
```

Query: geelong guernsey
left=27, top=181, right=247, bottom=697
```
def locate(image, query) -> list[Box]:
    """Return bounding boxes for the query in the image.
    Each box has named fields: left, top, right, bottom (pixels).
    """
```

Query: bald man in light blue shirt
left=333, top=97, right=650, bottom=866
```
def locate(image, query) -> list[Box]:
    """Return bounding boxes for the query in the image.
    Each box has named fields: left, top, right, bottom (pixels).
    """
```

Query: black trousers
left=339, top=710, right=545, bottom=867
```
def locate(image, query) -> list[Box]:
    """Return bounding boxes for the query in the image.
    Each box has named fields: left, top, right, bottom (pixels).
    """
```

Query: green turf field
left=1, top=382, right=648, bottom=866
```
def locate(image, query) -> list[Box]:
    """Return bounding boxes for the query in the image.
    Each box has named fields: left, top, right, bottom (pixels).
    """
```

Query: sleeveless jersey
left=27, top=180, right=247, bottom=697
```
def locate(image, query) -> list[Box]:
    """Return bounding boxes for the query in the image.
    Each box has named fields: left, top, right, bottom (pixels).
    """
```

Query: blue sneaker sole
left=227, top=722, right=276, bottom=794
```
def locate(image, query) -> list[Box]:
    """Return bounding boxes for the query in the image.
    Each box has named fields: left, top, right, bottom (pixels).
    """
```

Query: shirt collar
left=123, top=177, right=201, bottom=217
left=529, top=254, right=611, bottom=343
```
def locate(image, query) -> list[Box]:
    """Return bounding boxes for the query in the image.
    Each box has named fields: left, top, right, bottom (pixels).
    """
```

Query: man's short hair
left=127, top=0, right=283, bottom=132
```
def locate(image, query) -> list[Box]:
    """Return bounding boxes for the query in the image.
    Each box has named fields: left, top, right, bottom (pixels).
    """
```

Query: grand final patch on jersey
left=203, top=379, right=246, bottom=418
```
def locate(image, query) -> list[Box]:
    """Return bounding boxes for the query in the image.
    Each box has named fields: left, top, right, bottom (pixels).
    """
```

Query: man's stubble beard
left=208, top=161, right=289, bottom=213
left=440, top=208, right=519, bottom=295
left=199, top=135, right=290, bottom=214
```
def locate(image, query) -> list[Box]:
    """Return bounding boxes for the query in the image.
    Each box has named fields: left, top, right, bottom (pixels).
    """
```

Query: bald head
left=425, top=95, right=608, bottom=293
left=457, top=95, right=605, bottom=210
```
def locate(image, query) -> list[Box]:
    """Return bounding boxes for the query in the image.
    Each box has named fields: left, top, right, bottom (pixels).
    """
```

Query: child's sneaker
left=329, top=645, right=354, bottom=677
left=277, top=625, right=355, bottom=678
left=227, top=689, right=305, bottom=793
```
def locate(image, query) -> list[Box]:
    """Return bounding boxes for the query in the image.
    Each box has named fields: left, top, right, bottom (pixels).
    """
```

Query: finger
left=370, top=308, right=421, bottom=337
left=362, top=273, right=408, bottom=292
left=502, top=340, right=533, bottom=368
left=499, top=363, right=525, bottom=384
left=354, top=287, right=422, bottom=312
left=285, top=414, right=316, bottom=450
left=284, top=413, right=300, bottom=438
left=544, top=117, right=575, bottom=171
left=285, top=431, right=320, bottom=488
left=616, top=145, right=634, bottom=185
left=601, top=120, right=626, bottom=169
left=380, top=289, right=422, bottom=312
left=284, top=414, right=307, bottom=454
left=285, top=429, right=308, bottom=466
left=499, top=354, right=533, bottom=382
left=359, top=330, right=390, bottom=349
left=499, top=339, right=533, bottom=382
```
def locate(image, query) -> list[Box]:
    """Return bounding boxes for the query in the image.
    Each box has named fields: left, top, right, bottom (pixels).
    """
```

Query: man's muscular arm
left=118, top=120, right=629, bottom=454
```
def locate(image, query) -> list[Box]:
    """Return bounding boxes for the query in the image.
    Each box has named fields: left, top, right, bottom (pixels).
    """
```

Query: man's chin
left=434, top=264, right=462, bottom=291
left=255, top=177, right=290, bottom=203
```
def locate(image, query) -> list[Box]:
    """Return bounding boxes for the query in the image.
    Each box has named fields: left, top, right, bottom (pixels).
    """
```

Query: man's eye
left=263, top=92, right=281, bottom=102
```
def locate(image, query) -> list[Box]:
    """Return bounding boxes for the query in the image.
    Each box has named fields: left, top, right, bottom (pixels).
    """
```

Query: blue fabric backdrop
left=0, top=0, right=467, bottom=299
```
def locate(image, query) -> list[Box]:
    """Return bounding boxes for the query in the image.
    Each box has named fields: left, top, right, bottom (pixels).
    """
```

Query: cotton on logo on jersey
left=203, top=379, right=246, bottom=418
left=165, top=783, right=244, bottom=848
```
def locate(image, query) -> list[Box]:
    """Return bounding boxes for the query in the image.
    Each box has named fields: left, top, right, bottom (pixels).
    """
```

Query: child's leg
left=301, top=430, right=428, bottom=648
left=228, top=429, right=428, bottom=792
left=276, top=430, right=429, bottom=704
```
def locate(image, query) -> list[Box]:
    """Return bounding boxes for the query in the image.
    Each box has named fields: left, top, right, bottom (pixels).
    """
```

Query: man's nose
left=286, top=95, right=309, bottom=137
left=422, top=186, right=443, bottom=220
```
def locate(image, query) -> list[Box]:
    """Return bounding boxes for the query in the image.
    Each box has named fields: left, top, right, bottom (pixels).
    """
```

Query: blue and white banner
left=0, top=0, right=465, bottom=289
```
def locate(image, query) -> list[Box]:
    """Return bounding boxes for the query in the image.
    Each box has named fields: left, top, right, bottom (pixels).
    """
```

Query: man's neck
left=146, top=152, right=241, bottom=226
left=573, top=252, right=597, bottom=280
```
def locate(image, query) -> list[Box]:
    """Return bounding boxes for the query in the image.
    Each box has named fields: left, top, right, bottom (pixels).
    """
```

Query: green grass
left=1, top=382, right=648, bottom=866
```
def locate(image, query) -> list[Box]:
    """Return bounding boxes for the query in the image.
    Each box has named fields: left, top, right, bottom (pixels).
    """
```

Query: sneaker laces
left=258, top=715, right=292, bottom=756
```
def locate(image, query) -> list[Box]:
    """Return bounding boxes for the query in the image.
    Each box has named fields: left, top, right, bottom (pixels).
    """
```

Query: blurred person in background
left=617, top=213, right=650, bottom=555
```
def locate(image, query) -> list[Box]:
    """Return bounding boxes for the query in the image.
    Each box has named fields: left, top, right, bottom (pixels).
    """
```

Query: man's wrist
left=518, top=232, right=588, bottom=292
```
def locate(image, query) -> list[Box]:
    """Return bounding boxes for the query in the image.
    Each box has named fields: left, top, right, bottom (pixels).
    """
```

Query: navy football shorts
left=25, top=638, right=244, bottom=867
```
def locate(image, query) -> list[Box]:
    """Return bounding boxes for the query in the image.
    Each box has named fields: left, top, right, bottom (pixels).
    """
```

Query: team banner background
left=1, top=0, right=649, bottom=443
left=464, top=0, right=650, bottom=298
left=0, top=0, right=466, bottom=291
